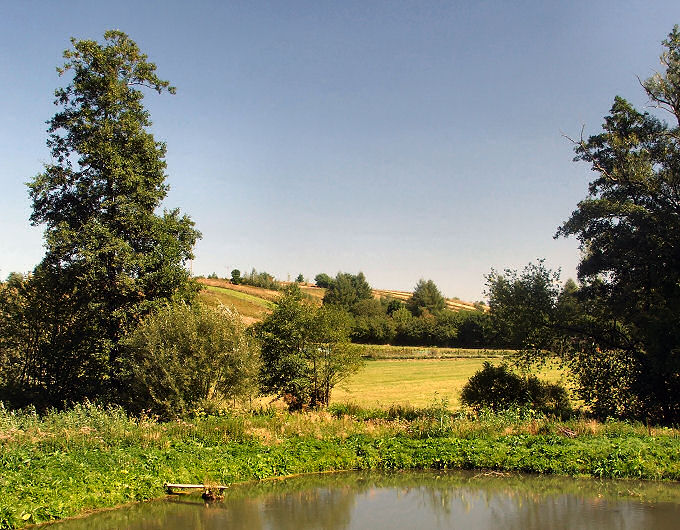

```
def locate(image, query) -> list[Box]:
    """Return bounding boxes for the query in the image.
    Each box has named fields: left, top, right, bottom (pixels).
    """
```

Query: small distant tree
left=257, top=285, right=362, bottom=409
left=407, top=279, right=446, bottom=316
left=384, top=297, right=405, bottom=315
left=122, top=303, right=260, bottom=418
left=323, top=272, right=373, bottom=311
left=314, top=273, right=333, bottom=288
left=295, top=273, right=304, bottom=283
left=231, top=269, right=242, bottom=284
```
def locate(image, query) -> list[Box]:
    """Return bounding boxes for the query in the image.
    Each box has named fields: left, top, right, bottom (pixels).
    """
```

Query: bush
left=460, top=362, right=571, bottom=416
left=121, top=303, right=260, bottom=418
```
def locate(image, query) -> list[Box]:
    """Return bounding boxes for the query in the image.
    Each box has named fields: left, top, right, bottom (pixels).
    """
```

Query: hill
left=196, top=278, right=483, bottom=323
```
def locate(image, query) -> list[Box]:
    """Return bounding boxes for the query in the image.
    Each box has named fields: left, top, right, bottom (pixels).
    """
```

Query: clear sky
left=2, top=1, right=680, bottom=301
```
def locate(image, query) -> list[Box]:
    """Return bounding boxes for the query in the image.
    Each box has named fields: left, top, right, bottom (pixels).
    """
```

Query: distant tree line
left=312, top=272, right=499, bottom=348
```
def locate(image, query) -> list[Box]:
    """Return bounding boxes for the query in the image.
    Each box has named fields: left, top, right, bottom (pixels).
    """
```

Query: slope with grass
left=198, top=284, right=274, bottom=324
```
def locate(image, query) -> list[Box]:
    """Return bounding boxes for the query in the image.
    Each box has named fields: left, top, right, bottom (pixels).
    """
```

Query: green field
left=332, top=358, right=566, bottom=408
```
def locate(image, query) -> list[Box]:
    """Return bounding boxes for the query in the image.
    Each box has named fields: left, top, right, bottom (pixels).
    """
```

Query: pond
left=53, top=471, right=680, bottom=529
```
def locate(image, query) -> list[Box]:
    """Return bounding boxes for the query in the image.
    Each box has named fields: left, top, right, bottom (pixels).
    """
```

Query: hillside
left=196, top=278, right=483, bottom=322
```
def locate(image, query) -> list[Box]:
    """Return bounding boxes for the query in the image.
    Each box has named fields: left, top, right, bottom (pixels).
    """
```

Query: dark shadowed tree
left=486, top=26, right=680, bottom=423
left=555, top=26, right=680, bottom=422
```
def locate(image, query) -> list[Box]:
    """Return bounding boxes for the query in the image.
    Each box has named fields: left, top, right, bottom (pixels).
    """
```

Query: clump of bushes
left=122, top=302, right=260, bottom=419
left=460, top=362, right=571, bottom=416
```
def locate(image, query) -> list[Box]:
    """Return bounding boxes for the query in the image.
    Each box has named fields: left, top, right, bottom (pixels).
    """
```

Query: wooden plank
left=165, top=483, right=230, bottom=490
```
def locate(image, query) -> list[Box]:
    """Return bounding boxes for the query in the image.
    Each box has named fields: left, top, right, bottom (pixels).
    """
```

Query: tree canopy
left=407, top=279, right=446, bottom=316
left=0, top=31, right=200, bottom=409
left=488, top=27, right=680, bottom=423
left=257, top=285, right=362, bottom=409
left=322, top=272, right=373, bottom=311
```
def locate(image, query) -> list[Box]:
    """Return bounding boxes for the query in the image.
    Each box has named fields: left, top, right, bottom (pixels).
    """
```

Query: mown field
left=333, top=357, right=565, bottom=409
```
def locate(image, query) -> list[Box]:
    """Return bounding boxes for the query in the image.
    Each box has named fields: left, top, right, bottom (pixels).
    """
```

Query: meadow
left=332, top=357, right=564, bottom=408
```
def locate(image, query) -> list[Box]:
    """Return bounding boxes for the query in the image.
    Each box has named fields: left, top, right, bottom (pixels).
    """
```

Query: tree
left=231, top=269, right=242, bottom=284
left=314, top=273, right=333, bottom=288
left=555, top=26, right=680, bottom=422
left=3, top=31, right=200, bottom=408
left=407, top=279, right=446, bottom=316
left=122, top=303, right=260, bottom=418
left=295, top=273, right=304, bottom=283
left=485, top=261, right=562, bottom=351
left=257, top=285, right=362, bottom=409
left=322, top=272, right=373, bottom=311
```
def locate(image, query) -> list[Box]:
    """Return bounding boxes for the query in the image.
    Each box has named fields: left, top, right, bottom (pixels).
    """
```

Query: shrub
left=460, top=362, right=571, bottom=416
left=121, top=302, right=260, bottom=418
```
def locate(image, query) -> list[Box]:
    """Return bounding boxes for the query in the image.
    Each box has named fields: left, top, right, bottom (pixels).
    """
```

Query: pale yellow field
left=331, top=358, right=566, bottom=409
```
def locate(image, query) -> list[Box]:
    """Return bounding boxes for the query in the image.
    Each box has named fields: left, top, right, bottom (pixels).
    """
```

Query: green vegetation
left=0, top=31, right=200, bottom=410
left=407, top=279, right=446, bottom=315
left=240, top=268, right=281, bottom=290
left=257, top=285, right=363, bottom=409
left=3, top=403, right=680, bottom=529
left=461, top=362, right=571, bottom=416
left=322, top=271, right=373, bottom=309
left=355, top=344, right=511, bottom=360
left=121, top=303, right=260, bottom=418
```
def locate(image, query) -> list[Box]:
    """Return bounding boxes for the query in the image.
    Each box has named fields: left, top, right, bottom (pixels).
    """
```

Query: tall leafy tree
left=5, top=31, right=200, bottom=408
left=257, top=285, right=362, bottom=409
left=556, top=26, right=680, bottom=422
left=407, top=279, right=446, bottom=316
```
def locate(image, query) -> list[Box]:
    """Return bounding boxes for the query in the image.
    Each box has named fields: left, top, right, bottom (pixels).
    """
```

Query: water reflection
left=54, top=471, right=680, bottom=529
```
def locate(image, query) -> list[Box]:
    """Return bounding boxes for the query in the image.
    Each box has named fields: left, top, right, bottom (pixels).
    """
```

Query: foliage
left=240, top=268, right=281, bottom=290
left=0, top=31, right=200, bottom=409
left=257, top=285, right=363, bottom=409
left=314, top=273, right=333, bottom=288
left=485, top=261, right=562, bottom=352
left=230, top=269, right=242, bottom=284
left=322, top=272, right=372, bottom=311
left=407, top=279, right=446, bottom=316
left=121, top=303, right=260, bottom=418
left=554, top=26, right=680, bottom=423
left=460, top=362, right=571, bottom=416
left=295, top=273, right=304, bottom=283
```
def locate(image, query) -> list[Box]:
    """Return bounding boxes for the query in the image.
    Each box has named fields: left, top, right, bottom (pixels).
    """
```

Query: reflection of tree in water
left=258, top=486, right=355, bottom=530
left=54, top=471, right=680, bottom=530
left=401, top=474, right=680, bottom=530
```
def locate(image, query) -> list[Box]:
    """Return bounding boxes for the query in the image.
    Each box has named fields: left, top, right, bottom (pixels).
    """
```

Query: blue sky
left=2, top=1, right=680, bottom=301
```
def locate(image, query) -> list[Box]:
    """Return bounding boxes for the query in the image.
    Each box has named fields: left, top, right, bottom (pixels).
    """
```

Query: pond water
left=54, top=471, right=680, bottom=529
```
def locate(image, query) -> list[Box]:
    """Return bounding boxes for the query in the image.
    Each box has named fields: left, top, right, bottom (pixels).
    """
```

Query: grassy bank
left=2, top=403, right=680, bottom=528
